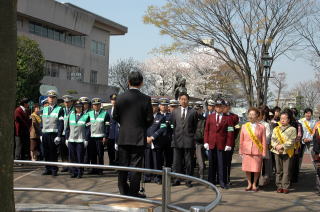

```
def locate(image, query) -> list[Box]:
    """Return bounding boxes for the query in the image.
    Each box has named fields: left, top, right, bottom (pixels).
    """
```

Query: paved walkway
left=14, top=154, right=320, bottom=211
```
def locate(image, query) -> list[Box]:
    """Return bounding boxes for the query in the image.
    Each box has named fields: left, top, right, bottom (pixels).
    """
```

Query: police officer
left=168, top=99, right=179, bottom=113
left=144, top=98, right=160, bottom=183
left=41, top=90, right=64, bottom=176
left=158, top=98, right=173, bottom=169
left=107, top=93, right=120, bottom=165
left=79, top=96, right=91, bottom=165
left=65, top=100, right=90, bottom=178
left=79, top=97, right=91, bottom=114
left=224, top=100, right=240, bottom=185
left=60, top=95, right=74, bottom=171
left=205, top=99, right=215, bottom=118
left=88, top=98, right=110, bottom=175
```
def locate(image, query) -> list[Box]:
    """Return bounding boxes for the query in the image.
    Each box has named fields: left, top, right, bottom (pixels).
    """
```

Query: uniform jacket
left=171, top=106, right=198, bottom=149
left=65, top=112, right=90, bottom=141
left=113, top=88, right=154, bottom=146
left=40, top=105, right=65, bottom=137
left=239, top=122, right=266, bottom=157
left=227, top=112, right=240, bottom=140
left=204, top=112, right=234, bottom=150
left=147, top=112, right=167, bottom=148
left=14, top=106, right=31, bottom=137
left=107, top=107, right=119, bottom=141
left=88, top=109, right=110, bottom=139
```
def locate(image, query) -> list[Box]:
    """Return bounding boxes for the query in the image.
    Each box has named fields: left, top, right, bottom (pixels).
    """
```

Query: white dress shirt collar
left=20, top=105, right=26, bottom=113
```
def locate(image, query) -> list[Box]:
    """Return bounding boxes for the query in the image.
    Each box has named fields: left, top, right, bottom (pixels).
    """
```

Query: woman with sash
left=271, top=110, right=296, bottom=194
left=239, top=107, right=266, bottom=192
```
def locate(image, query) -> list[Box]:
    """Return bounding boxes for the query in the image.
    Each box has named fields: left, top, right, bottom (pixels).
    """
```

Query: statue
left=174, top=75, right=188, bottom=100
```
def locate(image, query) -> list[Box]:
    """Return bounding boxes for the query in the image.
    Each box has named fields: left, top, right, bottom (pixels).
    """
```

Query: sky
left=57, top=0, right=315, bottom=90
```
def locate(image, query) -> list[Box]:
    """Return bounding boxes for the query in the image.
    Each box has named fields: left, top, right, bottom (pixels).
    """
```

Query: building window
left=66, top=66, right=84, bottom=82
left=28, top=21, right=85, bottom=48
left=90, top=70, right=98, bottom=84
left=44, top=61, right=60, bottom=78
left=91, top=40, right=105, bottom=56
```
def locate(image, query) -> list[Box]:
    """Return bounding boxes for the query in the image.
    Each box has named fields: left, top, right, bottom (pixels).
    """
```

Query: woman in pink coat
left=239, top=107, right=267, bottom=192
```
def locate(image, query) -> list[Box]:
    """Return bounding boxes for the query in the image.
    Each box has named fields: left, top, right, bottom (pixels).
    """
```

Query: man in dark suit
left=113, top=71, right=154, bottom=198
left=204, top=98, right=234, bottom=189
left=171, top=92, right=198, bottom=187
left=14, top=98, right=31, bottom=160
left=107, top=93, right=119, bottom=165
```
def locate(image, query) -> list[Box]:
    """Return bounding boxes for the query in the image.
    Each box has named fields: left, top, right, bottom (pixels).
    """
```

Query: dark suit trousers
left=59, top=136, right=69, bottom=162
left=88, top=138, right=104, bottom=173
left=208, top=148, right=227, bottom=187
left=173, top=148, right=194, bottom=182
left=118, top=145, right=144, bottom=196
left=107, top=139, right=116, bottom=165
left=144, top=147, right=153, bottom=181
left=225, top=147, right=234, bottom=182
left=42, top=133, right=59, bottom=173
left=68, top=142, right=84, bottom=176
left=15, top=135, right=30, bottom=160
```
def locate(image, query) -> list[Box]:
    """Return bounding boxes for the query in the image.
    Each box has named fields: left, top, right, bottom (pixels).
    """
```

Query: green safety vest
left=62, top=107, right=74, bottom=135
left=88, top=110, right=109, bottom=138
left=42, top=106, right=63, bottom=133
left=68, top=112, right=89, bottom=142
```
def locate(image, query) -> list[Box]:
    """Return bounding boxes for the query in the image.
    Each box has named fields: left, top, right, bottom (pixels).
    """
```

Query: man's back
left=113, top=89, right=153, bottom=146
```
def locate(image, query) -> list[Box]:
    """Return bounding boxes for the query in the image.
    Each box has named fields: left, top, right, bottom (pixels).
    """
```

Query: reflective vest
left=68, top=112, right=89, bottom=142
left=89, top=110, right=109, bottom=138
left=42, top=106, right=62, bottom=133
left=62, top=107, right=74, bottom=136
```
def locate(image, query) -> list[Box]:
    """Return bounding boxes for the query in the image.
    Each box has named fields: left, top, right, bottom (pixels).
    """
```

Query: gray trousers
left=275, top=154, right=292, bottom=189
left=195, top=143, right=205, bottom=178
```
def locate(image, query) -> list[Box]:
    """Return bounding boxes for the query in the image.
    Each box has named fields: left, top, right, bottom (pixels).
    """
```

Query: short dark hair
left=280, top=108, right=294, bottom=124
left=304, top=108, right=313, bottom=115
left=128, top=71, right=143, bottom=87
left=258, top=105, right=270, bottom=121
left=291, top=107, right=299, bottom=117
left=248, top=107, right=260, bottom=117
left=19, top=98, right=29, bottom=106
left=178, top=92, right=189, bottom=99
left=273, top=106, right=281, bottom=113
left=32, top=103, right=40, bottom=112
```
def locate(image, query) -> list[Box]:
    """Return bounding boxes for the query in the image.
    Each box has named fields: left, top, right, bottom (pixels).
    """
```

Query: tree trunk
left=0, top=0, right=17, bottom=212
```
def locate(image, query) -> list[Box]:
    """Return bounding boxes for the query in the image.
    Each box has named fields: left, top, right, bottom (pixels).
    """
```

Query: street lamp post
left=261, top=49, right=273, bottom=105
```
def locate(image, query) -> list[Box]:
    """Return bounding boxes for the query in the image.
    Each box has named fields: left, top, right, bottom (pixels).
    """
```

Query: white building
left=17, top=0, right=127, bottom=100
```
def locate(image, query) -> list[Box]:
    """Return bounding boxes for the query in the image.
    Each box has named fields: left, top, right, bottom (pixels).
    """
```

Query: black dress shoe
left=220, top=185, right=229, bottom=189
left=186, top=183, right=193, bottom=188
left=70, top=174, right=76, bottom=178
left=77, top=175, right=82, bottom=179
left=42, top=170, right=51, bottom=175
left=52, top=172, right=58, bottom=176
left=61, top=168, right=69, bottom=172
left=172, top=181, right=181, bottom=186
left=132, top=193, right=146, bottom=198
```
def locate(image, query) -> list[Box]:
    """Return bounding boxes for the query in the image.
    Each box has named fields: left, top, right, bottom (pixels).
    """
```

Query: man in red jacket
left=204, top=98, right=234, bottom=189
left=14, top=98, right=31, bottom=160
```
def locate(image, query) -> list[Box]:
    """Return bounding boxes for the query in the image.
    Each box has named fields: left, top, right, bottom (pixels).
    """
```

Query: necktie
left=95, top=112, right=98, bottom=119
left=216, top=114, right=220, bottom=126
left=182, top=108, right=186, bottom=120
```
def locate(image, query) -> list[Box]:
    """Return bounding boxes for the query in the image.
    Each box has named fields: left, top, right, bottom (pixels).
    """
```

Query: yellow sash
left=245, top=122, right=263, bottom=153
left=277, top=121, right=282, bottom=127
left=303, top=120, right=313, bottom=135
left=275, top=126, right=294, bottom=157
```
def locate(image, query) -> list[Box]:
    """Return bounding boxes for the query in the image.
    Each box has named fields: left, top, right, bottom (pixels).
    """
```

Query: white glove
left=40, top=136, right=42, bottom=142
left=65, top=140, right=69, bottom=147
left=114, top=143, right=118, bottom=151
left=204, top=143, right=209, bottom=150
left=54, top=137, right=61, bottom=145
left=84, top=140, right=88, bottom=148
left=225, top=146, right=232, bottom=151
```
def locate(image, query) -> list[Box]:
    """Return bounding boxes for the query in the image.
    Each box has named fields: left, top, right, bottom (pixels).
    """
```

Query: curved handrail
left=14, top=160, right=221, bottom=211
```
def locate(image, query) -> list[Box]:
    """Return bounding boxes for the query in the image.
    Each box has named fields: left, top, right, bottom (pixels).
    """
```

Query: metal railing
left=14, top=160, right=221, bottom=212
